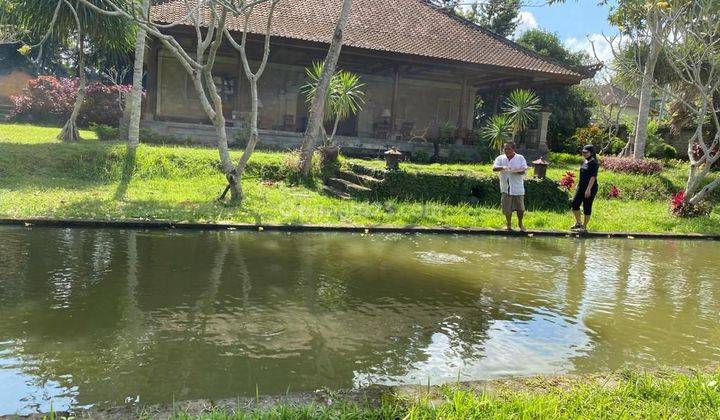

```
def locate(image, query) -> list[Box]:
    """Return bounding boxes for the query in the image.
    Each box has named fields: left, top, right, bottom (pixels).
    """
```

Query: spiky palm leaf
left=481, top=114, right=513, bottom=150
left=329, top=70, right=365, bottom=121
left=301, top=61, right=365, bottom=122
left=503, top=89, right=541, bottom=135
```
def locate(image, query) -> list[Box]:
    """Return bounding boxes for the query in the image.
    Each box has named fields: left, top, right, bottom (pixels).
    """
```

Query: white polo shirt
left=493, top=153, right=527, bottom=196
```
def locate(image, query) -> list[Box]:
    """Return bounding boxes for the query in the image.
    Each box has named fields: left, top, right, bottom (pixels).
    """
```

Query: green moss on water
left=1, top=123, right=719, bottom=234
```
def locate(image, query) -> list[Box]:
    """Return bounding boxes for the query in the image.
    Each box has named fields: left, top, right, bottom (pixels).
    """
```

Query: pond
left=0, top=226, right=719, bottom=415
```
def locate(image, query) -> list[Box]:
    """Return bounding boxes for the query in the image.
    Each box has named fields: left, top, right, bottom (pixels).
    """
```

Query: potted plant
left=301, top=62, right=365, bottom=164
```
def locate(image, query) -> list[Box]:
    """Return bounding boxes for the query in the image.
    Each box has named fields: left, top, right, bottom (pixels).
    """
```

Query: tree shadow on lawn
left=114, top=146, right=136, bottom=201
left=54, top=196, right=270, bottom=225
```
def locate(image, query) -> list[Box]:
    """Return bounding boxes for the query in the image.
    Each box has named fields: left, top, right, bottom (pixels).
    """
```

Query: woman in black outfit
left=571, top=144, right=599, bottom=231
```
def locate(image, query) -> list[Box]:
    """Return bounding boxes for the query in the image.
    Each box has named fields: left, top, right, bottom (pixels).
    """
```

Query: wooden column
left=389, top=65, right=400, bottom=139
left=455, top=74, right=470, bottom=145
left=143, top=41, right=159, bottom=121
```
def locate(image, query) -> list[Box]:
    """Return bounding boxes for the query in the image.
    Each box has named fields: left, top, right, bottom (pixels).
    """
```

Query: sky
left=513, top=0, right=620, bottom=64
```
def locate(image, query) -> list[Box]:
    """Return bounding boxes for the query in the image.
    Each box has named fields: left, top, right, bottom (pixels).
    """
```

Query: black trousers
left=571, top=184, right=598, bottom=216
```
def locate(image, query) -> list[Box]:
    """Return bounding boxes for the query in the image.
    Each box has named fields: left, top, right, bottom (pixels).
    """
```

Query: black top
left=578, top=157, right=599, bottom=189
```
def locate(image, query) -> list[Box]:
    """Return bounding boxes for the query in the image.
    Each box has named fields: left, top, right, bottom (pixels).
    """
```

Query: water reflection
left=0, top=226, right=718, bottom=415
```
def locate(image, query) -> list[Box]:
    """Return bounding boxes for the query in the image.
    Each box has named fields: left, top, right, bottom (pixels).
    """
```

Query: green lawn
left=168, top=369, right=720, bottom=419
left=1, top=122, right=719, bottom=234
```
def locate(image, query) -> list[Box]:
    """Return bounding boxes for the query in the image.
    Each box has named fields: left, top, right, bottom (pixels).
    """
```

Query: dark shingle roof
left=151, top=0, right=587, bottom=80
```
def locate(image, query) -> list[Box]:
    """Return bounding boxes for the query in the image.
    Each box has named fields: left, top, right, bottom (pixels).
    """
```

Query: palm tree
left=7, top=0, right=133, bottom=142
left=481, top=114, right=513, bottom=150
left=301, top=62, right=365, bottom=146
left=503, top=89, right=541, bottom=140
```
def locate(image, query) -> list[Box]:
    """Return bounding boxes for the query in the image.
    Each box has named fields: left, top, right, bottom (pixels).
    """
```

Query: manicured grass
left=1, top=123, right=719, bottom=234
left=169, top=369, right=720, bottom=419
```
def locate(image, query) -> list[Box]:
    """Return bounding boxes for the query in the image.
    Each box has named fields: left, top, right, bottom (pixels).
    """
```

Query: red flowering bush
left=608, top=185, right=620, bottom=199
left=559, top=171, right=575, bottom=191
left=601, top=156, right=663, bottom=175
left=669, top=190, right=711, bottom=217
left=10, top=76, right=132, bottom=127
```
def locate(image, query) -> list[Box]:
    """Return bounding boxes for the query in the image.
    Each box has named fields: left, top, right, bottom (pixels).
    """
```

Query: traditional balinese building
left=142, top=0, right=596, bottom=159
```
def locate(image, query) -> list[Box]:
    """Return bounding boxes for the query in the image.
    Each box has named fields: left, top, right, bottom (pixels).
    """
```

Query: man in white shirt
left=492, top=141, right=528, bottom=231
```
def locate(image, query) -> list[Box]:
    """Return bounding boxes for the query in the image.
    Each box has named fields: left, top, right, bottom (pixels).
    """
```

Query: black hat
left=581, top=144, right=596, bottom=154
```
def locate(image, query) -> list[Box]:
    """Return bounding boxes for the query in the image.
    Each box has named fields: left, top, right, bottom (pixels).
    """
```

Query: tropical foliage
left=301, top=62, right=365, bottom=145
left=481, top=114, right=513, bottom=149
left=503, top=89, right=541, bottom=135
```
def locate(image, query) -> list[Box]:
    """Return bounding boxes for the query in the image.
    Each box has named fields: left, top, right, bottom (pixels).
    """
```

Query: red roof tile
left=151, top=0, right=586, bottom=80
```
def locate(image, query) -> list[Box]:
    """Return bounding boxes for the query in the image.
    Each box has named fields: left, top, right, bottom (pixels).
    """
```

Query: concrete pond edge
left=0, top=217, right=718, bottom=241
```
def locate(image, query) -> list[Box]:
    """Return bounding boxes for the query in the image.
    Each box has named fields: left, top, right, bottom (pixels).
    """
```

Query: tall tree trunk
left=58, top=31, right=85, bottom=142
left=298, top=0, right=352, bottom=175
left=126, top=0, right=150, bottom=148
left=230, top=79, right=260, bottom=201
left=632, top=12, right=661, bottom=159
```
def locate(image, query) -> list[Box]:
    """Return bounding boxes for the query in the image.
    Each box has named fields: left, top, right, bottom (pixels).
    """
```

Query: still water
left=0, top=226, right=718, bottom=414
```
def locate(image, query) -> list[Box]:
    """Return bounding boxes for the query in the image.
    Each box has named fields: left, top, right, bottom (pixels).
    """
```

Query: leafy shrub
left=473, top=135, right=495, bottom=164
left=608, top=185, right=620, bottom=199
left=139, top=128, right=193, bottom=146
left=670, top=190, right=711, bottom=217
left=570, top=124, right=625, bottom=155
left=601, top=157, right=663, bottom=175
left=9, top=76, right=132, bottom=127
left=412, top=149, right=431, bottom=163
left=353, top=163, right=569, bottom=211
left=90, top=123, right=119, bottom=141
left=656, top=144, right=677, bottom=160
left=549, top=152, right=584, bottom=165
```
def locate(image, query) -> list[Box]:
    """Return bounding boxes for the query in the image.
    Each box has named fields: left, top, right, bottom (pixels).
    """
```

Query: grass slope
left=1, top=123, right=719, bottom=234
left=165, top=369, right=720, bottom=419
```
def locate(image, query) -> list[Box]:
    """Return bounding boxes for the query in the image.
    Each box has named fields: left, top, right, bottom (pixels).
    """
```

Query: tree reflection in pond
left=0, top=226, right=718, bottom=415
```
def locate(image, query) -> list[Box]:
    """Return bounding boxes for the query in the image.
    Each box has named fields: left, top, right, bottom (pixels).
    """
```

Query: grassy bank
left=120, top=369, right=720, bottom=419
left=1, top=123, right=719, bottom=234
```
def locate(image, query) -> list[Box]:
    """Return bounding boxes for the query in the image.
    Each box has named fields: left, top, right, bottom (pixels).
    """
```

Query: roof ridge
left=416, top=0, right=585, bottom=77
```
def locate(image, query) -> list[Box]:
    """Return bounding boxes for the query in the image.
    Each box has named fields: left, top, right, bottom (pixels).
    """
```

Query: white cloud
left=514, top=11, right=539, bottom=38
left=565, top=33, right=614, bottom=64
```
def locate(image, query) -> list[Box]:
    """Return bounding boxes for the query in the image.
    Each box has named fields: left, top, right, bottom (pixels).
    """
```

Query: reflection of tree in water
left=570, top=240, right=720, bottom=372
left=3, top=229, right=719, bottom=412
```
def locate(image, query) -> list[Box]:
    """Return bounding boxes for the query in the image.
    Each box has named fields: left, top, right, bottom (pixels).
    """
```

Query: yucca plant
left=503, top=89, right=541, bottom=137
left=301, top=62, right=365, bottom=146
left=481, top=114, right=513, bottom=150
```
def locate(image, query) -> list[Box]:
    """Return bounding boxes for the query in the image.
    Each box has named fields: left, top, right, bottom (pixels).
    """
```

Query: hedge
left=351, top=163, right=570, bottom=211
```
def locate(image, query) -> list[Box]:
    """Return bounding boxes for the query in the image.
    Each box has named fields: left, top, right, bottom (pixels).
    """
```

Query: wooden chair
left=408, top=125, right=429, bottom=142
left=399, top=121, right=415, bottom=141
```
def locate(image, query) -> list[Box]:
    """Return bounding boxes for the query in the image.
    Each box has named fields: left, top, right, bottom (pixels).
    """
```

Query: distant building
left=143, top=0, right=597, bottom=158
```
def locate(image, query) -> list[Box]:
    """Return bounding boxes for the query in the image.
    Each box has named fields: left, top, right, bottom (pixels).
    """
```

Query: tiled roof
left=151, top=0, right=586, bottom=80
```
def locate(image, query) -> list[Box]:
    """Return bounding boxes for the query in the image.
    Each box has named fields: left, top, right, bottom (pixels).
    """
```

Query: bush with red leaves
left=559, top=171, right=575, bottom=191
left=669, top=190, right=711, bottom=217
left=601, top=156, right=664, bottom=175
left=9, top=76, right=133, bottom=127
left=608, top=185, right=620, bottom=199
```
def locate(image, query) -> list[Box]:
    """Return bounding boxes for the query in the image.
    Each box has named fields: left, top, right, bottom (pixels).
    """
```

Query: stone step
left=348, top=162, right=380, bottom=177
left=327, top=177, right=372, bottom=195
left=337, top=170, right=382, bottom=187
left=321, top=185, right=353, bottom=200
